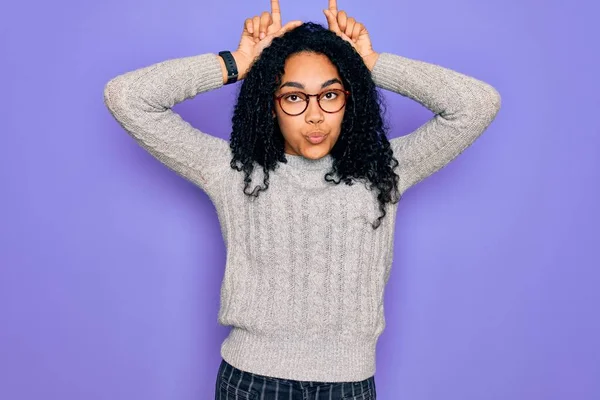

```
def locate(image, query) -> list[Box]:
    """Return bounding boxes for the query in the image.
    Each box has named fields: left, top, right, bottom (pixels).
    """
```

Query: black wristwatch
left=218, top=51, right=239, bottom=85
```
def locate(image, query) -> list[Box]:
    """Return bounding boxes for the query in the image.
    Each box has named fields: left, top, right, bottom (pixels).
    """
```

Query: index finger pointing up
left=271, top=0, right=281, bottom=24
left=328, top=0, right=338, bottom=12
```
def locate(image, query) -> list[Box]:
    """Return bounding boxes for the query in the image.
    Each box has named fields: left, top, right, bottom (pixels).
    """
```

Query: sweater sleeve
left=103, top=53, right=231, bottom=199
left=370, top=52, right=501, bottom=194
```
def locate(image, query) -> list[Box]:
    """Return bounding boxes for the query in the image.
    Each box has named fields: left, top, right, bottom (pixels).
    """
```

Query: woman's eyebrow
left=279, top=78, right=342, bottom=90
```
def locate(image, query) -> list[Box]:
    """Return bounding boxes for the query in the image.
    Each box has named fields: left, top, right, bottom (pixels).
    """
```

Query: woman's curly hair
left=229, top=22, right=401, bottom=229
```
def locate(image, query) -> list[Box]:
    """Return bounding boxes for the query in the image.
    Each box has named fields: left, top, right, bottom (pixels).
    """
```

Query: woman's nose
left=304, top=97, right=324, bottom=124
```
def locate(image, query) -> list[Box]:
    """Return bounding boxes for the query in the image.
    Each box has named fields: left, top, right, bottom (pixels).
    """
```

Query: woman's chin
left=301, top=146, right=330, bottom=160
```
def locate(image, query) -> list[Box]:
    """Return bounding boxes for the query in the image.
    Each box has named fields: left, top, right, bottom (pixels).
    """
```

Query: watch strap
left=218, top=51, right=239, bottom=85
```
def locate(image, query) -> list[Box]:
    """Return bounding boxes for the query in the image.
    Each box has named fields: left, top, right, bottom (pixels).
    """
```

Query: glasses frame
left=274, top=88, right=351, bottom=116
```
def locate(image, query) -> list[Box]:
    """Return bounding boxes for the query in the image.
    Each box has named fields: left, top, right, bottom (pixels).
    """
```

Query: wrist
left=231, top=51, right=251, bottom=81
left=363, top=51, right=380, bottom=71
left=218, top=51, right=250, bottom=84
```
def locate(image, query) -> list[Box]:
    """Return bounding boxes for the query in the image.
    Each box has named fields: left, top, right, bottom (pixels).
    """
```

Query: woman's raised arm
left=324, top=0, right=501, bottom=194
left=103, top=53, right=231, bottom=199
left=371, top=53, right=501, bottom=194
left=103, top=0, right=301, bottom=199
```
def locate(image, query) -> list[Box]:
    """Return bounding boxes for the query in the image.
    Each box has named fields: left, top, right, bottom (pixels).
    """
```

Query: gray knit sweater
left=103, top=51, right=500, bottom=382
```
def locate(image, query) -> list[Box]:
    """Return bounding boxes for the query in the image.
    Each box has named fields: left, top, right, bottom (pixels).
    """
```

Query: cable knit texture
left=103, top=51, right=500, bottom=382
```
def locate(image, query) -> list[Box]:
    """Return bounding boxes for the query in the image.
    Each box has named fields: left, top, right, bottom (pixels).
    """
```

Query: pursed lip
left=305, top=132, right=328, bottom=144
left=305, top=131, right=327, bottom=138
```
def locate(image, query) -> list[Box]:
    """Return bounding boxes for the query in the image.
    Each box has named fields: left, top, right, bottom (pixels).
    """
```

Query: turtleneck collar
left=281, top=153, right=333, bottom=171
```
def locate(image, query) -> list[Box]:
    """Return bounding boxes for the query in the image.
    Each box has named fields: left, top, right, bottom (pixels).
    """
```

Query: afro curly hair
left=229, top=22, right=401, bottom=229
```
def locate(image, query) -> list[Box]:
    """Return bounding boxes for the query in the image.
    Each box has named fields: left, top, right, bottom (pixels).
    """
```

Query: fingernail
left=260, top=32, right=265, bottom=39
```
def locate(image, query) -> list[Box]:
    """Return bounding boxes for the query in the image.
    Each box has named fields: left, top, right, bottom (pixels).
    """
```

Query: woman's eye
left=284, top=94, right=302, bottom=102
left=322, top=91, right=338, bottom=100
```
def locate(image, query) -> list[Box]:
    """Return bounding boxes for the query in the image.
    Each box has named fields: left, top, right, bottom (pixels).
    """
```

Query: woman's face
left=273, top=52, right=346, bottom=159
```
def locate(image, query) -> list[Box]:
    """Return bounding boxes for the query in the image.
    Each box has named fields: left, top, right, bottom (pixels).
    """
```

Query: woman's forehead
left=281, top=52, right=341, bottom=85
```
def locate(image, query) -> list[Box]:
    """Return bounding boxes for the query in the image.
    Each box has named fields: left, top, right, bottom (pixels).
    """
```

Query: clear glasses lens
left=280, top=90, right=347, bottom=115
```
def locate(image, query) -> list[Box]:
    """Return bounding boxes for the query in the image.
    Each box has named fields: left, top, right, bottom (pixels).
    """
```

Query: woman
left=103, top=0, right=501, bottom=398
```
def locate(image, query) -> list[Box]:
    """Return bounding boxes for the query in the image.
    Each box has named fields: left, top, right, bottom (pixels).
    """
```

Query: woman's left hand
left=323, top=0, right=379, bottom=70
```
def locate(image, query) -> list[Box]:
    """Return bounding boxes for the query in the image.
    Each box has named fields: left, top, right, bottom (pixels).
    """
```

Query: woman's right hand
left=232, top=0, right=302, bottom=80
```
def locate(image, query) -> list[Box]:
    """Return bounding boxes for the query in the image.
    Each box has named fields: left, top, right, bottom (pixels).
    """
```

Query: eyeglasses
left=275, top=89, right=351, bottom=116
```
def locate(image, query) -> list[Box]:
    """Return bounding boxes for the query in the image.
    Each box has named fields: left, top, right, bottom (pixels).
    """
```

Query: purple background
left=2, top=0, right=599, bottom=399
